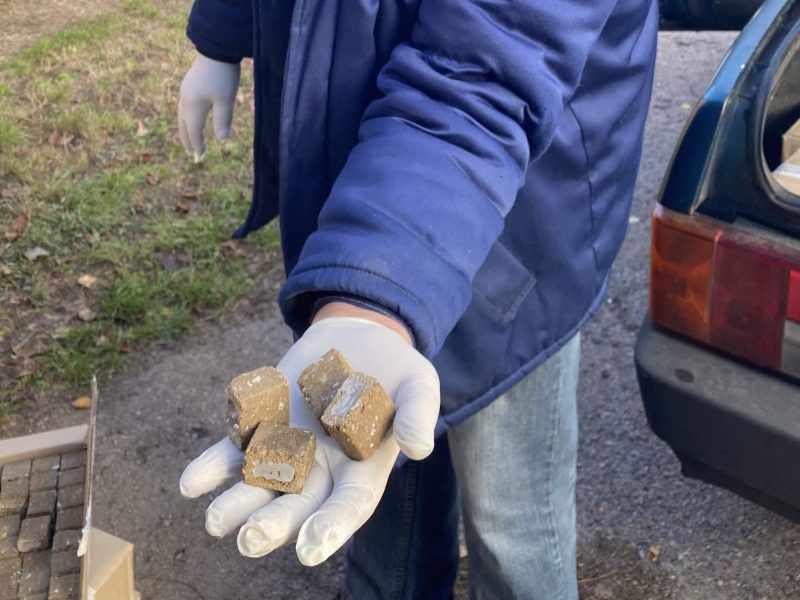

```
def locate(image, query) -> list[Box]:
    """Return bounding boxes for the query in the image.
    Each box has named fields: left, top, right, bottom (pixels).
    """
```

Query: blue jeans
left=342, top=334, right=581, bottom=600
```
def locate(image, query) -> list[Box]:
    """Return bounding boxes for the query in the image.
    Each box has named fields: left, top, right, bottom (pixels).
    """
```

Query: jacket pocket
left=471, top=240, right=537, bottom=323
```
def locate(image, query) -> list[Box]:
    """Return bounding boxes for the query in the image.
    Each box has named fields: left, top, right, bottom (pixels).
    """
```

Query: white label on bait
left=253, top=461, right=295, bottom=483
left=329, top=377, right=365, bottom=418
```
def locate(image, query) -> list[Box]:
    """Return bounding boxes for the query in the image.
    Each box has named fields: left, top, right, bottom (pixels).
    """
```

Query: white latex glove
left=178, top=54, right=241, bottom=162
left=179, top=316, right=440, bottom=566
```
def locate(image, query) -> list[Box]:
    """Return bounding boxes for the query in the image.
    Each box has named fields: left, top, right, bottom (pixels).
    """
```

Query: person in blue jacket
left=177, top=1, right=658, bottom=598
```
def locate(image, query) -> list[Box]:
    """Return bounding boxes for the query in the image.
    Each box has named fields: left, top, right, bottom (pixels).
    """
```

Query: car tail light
left=650, top=207, right=718, bottom=342
left=649, top=205, right=800, bottom=378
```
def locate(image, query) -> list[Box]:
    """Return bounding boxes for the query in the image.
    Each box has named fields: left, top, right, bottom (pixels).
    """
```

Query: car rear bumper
left=635, top=318, right=800, bottom=521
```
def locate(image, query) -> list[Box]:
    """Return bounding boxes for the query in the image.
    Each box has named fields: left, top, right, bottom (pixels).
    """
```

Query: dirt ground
left=0, top=0, right=122, bottom=60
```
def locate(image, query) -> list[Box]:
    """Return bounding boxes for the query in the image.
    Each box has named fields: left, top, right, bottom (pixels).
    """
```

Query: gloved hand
left=179, top=315, right=440, bottom=566
left=178, top=55, right=241, bottom=163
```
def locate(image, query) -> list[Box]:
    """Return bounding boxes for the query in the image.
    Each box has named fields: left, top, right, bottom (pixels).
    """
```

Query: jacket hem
left=395, top=275, right=609, bottom=468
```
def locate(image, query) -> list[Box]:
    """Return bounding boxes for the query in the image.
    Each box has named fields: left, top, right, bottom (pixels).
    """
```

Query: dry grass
left=0, top=0, right=279, bottom=415
left=0, top=0, right=124, bottom=61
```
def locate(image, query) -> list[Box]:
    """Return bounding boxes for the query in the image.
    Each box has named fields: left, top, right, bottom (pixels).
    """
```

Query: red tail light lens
left=788, top=271, right=800, bottom=323
left=650, top=206, right=719, bottom=343
left=650, top=205, right=800, bottom=376
left=709, top=235, right=787, bottom=368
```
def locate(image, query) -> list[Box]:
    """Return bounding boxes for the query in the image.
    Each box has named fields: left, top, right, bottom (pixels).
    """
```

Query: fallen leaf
left=157, top=253, right=191, bottom=272
left=71, top=396, right=92, bottom=409
left=136, top=120, right=149, bottom=137
left=15, top=358, right=38, bottom=378
left=77, top=307, right=97, bottom=322
left=0, top=265, right=11, bottom=276
left=181, top=189, right=199, bottom=199
left=24, top=247, right=50, bottom=261
left=95, top=335, right=109, bottom=347
left=1, top=184, right=23, bottom=200
left=11, top=336, right=47, bottom=358
left=117, top=339, right=130, bottom=353
left=139, top=151, right=155, bottom=163
left=49, top=130, right=75, bottom=148
left=648, top=544, right=662, bottom=563
left=175, top=199, right=197, bottom=214
left=146, top=173, right=158, bottom=186
left=76, top=274, right=97, bottom=289
left=52, top=326, right=70, bottom=340
left=221, top=240, right=245, bottom=257
left=157, top=253, right=179, bottom=271
left=42, top=313, right=68, bottom=325
left=4, top=212, right=28, bottom=241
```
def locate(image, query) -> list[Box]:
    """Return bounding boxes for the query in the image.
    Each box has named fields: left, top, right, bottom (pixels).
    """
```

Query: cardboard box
left=0, top=425, right=138, bottom=600
left=773, top=149, right=800, bottom=195
left=86, top=527, right=136, bottom=599
left=783, top=118, right=800, bottom=162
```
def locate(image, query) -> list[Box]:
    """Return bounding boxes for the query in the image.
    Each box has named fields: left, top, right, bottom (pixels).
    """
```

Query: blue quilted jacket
left=187, top=0, right=658, bottom=433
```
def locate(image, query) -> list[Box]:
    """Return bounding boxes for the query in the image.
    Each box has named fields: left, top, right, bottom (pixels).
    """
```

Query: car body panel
left=660, top=0, right=790, bottom=216
left=660, top=0, right=765, bottom=29
left=637, top=319, right=800, bottom=521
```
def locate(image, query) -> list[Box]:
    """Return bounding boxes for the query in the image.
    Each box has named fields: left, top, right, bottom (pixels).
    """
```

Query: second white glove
left=178, top=54, right=241, bottom=162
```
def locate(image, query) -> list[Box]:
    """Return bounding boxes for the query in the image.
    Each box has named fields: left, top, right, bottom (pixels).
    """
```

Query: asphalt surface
left=6, top=30, right=800, bottom=600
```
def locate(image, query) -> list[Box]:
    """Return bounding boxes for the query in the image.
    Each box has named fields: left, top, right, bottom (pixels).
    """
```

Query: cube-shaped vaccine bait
left=242, top=423, right=316, bottom=494
left=321, top=372, right=395, bottom=461
left=227, top=366, right=289, bottom=449
left=298, top=349, right=353, bottom=419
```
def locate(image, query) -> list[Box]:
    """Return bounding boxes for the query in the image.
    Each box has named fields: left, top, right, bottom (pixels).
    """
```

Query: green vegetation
left=0, top=1, right=279, bottom=413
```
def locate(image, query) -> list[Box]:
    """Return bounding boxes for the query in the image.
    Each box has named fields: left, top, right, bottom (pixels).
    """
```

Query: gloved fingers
left=178, top=114, right=193, bottom=157
left=179, top=437, right=243, bottom=499
left=392, top=370, right=440, bottom=460
left=182, top=98, right=211, bottom=162
left=295, top=440, right=398, bottom=566
left=295, top=481, right=378, bottom=567
left=212, top=97, right=235, bottom=141
left=237, top=462, right=332, bottom=558
left=205, top=481, right=277, bottom=538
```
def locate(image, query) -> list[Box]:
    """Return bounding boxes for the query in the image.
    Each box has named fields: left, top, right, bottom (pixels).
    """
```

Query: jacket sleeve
left=280, top=0, right=620, bottom=358
left=187, top=0, right=253, bottom=63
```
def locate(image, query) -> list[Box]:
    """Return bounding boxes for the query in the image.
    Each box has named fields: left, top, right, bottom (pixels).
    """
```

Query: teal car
left=637, top=0, right=800, bottom=520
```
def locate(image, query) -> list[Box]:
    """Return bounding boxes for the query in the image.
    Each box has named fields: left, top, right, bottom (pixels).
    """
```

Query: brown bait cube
left=227, top=367, right=289, bottom=449
left=242, top=423, right=316, bottom=494
left=298, top=349, right=353, bottom=419
left=321, top=372, right=396, bottom=461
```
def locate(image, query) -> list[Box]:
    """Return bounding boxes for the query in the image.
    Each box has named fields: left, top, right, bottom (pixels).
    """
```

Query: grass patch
left=6, top=16, right=122, bottom=77
left=0, top=2, right=278, bottom=415
left=0, top=121, right=23, bottom=155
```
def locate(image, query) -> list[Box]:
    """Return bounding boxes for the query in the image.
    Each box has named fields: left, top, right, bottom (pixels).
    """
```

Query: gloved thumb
left=391, top=371, right=440, bottom=460
left=179, top=437, right=243, bottom=498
